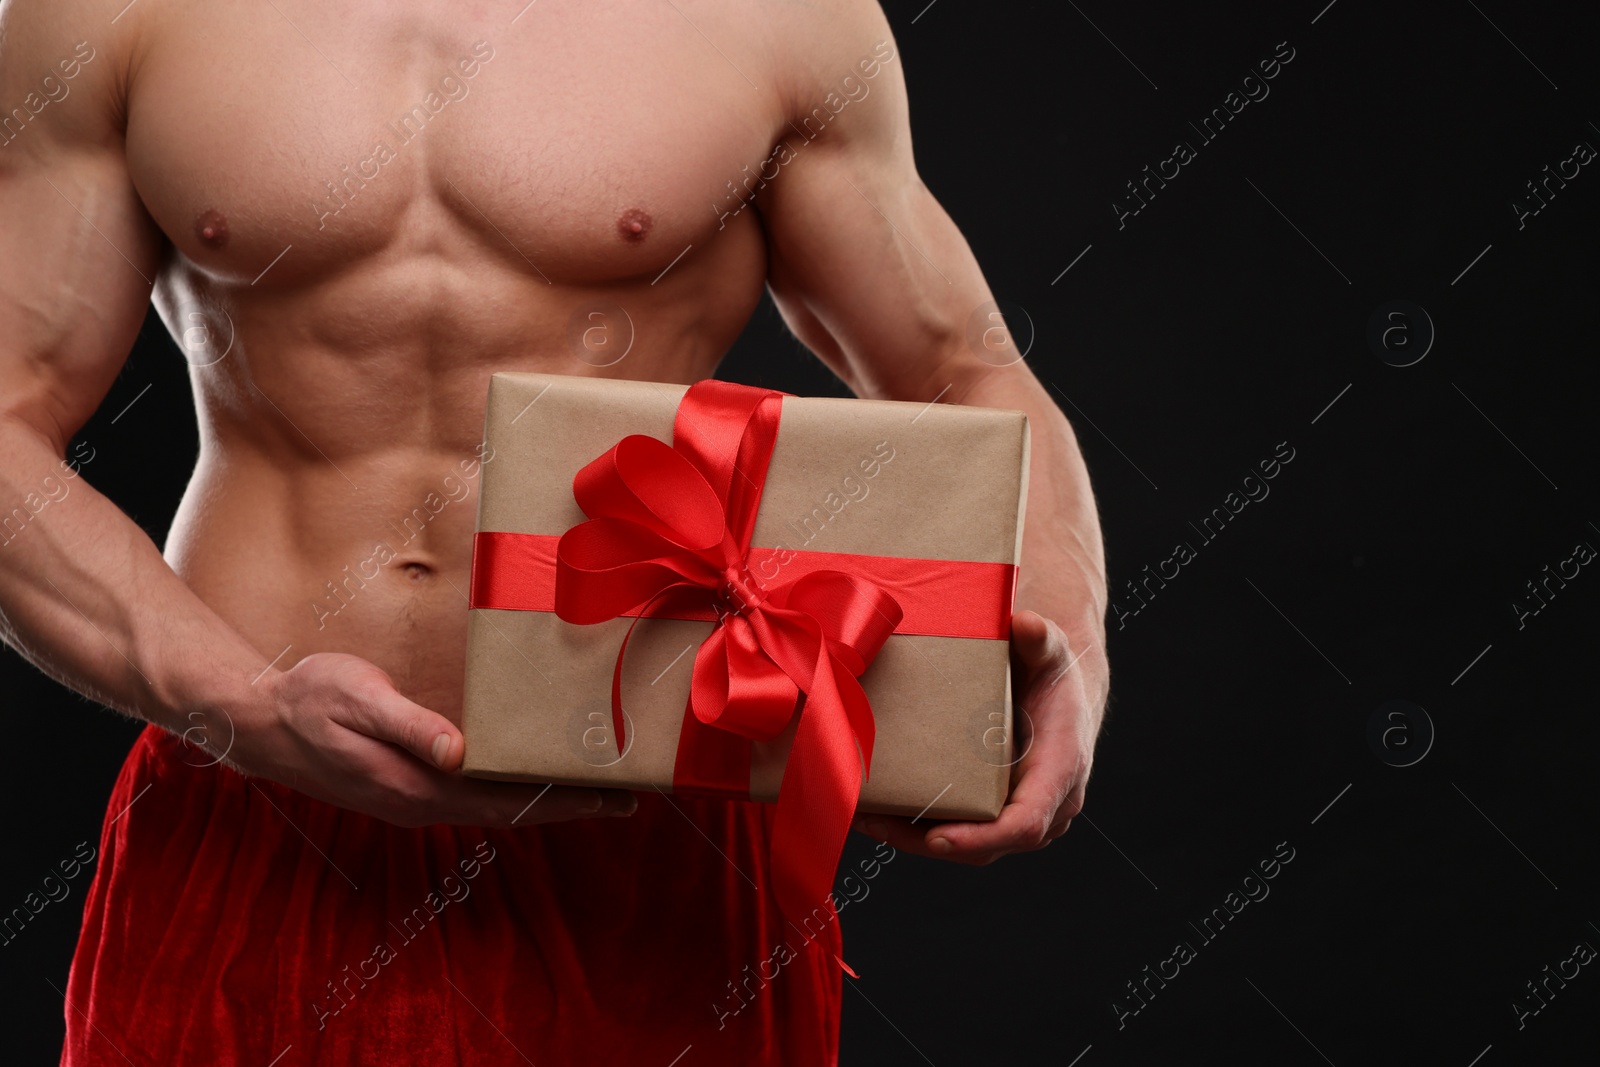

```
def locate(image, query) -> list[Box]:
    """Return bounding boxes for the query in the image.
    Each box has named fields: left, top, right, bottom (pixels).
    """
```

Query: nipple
left=195, top=209, right=230, bottom=250
left=617, top=208, right=652, bottom=242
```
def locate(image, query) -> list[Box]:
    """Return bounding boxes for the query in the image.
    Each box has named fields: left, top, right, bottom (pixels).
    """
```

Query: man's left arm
left=757, top=3, right=1110, bottom=864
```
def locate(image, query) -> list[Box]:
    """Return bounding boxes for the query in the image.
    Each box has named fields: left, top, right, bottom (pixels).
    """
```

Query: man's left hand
left=851, top=609, right=1107, bottom=865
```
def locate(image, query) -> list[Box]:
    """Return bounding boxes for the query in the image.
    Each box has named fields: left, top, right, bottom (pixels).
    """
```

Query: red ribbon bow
left=553, top=380, right=902, bottom=956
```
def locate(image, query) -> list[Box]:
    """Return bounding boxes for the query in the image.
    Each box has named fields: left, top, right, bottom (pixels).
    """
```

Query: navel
left=194, top=208, right=230, bottom=250
left=617, top=207, right=652, bottom=242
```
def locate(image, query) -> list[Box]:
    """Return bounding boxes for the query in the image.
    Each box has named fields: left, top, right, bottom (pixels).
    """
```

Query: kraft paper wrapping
left=460, top=372, right=1029, bottom=820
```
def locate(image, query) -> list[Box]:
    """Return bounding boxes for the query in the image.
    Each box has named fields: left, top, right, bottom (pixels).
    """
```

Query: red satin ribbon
left=470, top=534, right=1018, bottom=639
left=468, top=380, right=1016, bottom=964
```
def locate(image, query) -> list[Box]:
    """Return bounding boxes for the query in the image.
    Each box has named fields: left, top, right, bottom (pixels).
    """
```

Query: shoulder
left=0, top=0, right=145, bottom=154
left=756, top=0, right=907, bottom=143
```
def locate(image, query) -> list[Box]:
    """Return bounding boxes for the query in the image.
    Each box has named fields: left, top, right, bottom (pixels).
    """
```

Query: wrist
left=147, top=636, right=284, bottom=737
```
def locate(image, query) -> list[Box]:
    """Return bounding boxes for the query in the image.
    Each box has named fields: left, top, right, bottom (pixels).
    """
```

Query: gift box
left=461, top=372, right=1027, bottom=924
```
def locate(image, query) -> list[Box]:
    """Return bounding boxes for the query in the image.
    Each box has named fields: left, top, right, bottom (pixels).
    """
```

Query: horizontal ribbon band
left=469, top=531, right=1016, bottom=641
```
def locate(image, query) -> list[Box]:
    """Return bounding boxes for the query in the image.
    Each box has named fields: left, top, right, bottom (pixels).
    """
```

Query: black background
left=5, top=1, right=1599, bottom=1063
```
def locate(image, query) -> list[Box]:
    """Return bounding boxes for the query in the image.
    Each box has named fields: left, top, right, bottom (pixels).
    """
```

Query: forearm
left=950, top=364, right=1109, bottom=684
left=0, top=413, right=274, bottom=733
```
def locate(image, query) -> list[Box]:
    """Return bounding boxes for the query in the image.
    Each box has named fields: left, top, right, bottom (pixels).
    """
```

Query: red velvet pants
left=61, top=725, right=841, bottom=1064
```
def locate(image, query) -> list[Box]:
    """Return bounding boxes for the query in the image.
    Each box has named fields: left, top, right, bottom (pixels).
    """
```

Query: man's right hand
left=229, top=652, right=638, bottom=827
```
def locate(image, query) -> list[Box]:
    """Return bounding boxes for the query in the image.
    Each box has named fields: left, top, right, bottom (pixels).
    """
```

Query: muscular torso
left=130, top=1, right=793, bottom=717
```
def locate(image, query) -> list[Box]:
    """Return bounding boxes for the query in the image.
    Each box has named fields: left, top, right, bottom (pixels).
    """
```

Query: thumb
left=1010, top=610, right=1062, bottom=669
left=340, top=678, right=464, bottom=772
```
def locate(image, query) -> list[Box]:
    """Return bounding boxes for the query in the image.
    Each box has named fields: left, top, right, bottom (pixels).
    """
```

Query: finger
left=926, top=720, right=1084, bottom=861
left=850, top=679, right=1087, bottom=866
left=851, top=813, right=970, bottom=862
left=334, top=735, right=640, bottom=828
left=853, top=811, right=1023, bottom=866
left=921, top=807, right=1049, bottom=864
left=1043, top=779, right=1087, bottom=843
left=933, top=777, right=1079, bottom=860
left=333, top=680, right=464, bottom=772
left=431, top=779, right=638, bottom=827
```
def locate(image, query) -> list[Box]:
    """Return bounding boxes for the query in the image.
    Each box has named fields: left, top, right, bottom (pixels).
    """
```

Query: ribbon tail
left=609, top=613, right=644, bottom=757
left=608, top=581, right=706, bottom=757
left=672, top=698, right=757, bottom=801
left=671, top=622, right=785, bottom=801
left=768, top=643, right=870, bottom=974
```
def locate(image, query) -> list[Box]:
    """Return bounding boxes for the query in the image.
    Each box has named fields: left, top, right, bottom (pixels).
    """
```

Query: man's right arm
left=0, top=5, right=632, bottom=825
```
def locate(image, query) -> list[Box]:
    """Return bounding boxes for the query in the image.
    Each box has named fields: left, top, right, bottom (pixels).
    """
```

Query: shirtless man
left=0, top=0, right=1109, bottom=1062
